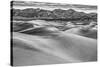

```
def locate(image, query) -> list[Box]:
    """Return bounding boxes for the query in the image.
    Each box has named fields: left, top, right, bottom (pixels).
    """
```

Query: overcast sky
left=13, top=0, right=97, bottom=5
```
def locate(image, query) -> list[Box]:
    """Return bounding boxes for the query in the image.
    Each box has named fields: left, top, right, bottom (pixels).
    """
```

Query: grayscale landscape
left=11, top=1, right=97, bottom=66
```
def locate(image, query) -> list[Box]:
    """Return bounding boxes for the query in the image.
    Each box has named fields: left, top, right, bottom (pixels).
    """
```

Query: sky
left=13, top=0, right=97, bottom=5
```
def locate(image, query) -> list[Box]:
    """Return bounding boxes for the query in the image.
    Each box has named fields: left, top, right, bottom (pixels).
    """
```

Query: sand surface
left=12, top=31, right=97, bottom=66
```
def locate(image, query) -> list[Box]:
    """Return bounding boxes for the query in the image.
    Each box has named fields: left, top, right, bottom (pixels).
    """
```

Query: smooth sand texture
left=12, top=31, right=97, bottom=66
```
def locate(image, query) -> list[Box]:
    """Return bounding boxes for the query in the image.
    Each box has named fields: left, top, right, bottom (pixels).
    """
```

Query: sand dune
left=13, top=22, right=33, bottom=32
left=65, top=27, right=97, bottom=39
left=12, top=30, right=97, bottom=66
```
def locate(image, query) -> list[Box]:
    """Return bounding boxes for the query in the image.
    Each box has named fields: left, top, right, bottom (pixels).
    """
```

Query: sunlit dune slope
left=12, top=28, right=97, bottom=66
